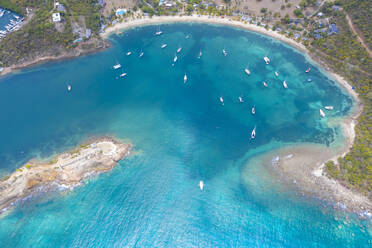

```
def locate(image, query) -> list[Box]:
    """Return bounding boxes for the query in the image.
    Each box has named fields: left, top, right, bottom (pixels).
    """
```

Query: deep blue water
left=0, top=23, right=370, bottom=247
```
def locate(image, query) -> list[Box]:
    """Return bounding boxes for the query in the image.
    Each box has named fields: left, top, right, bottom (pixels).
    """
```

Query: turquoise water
left=0, top=23, right=370, bottom=247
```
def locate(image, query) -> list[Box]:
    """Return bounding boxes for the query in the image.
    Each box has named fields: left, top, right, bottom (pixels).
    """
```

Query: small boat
left=113, top=63, right=121, bottom=70
left=197, top=50, right=202, bottom=59
left=155, top=27, right=162, bottom=35
left=239, top=96, right=244, bottom=103
left=251, top=126, right=256, bottom=139
left=222, top=49, right=227, bottom=56
left=185, top=35, right=190, bottom=39
left=174, top=54, right=178, bottom=63
left=307, top=78, right=312, bottom=82
left=67, top=85, right=71, bottom=92
left=161, top=44, right=167, bottom=49
left=120, top=72, right=127, bottom=78
left=245, top=68, right=251, bottom=75
left=139, top=51, right=144, bottom=58
left=324, top=106, right=334, bottom=110
left=199, top=181, right=204, bottom=191
left=184, top=73, right=187, bottom=83
left=263, top=82, right=268, bottom=87
left=220, top=96, right=224, bottom=104
left=283, top=81, right=288, bottom=88
left=320, top=109, right=326, bottom=117
left=306, top=67, right=311, bottom=73
left=126, top=51, right=132, bottom=56
left=177, top=47, right=182, bottom=53
left=275, top=71, right=279, bottom=77
left=264, top=56, right=270, bottom=64
left=251, top=106, right=255, bottom=115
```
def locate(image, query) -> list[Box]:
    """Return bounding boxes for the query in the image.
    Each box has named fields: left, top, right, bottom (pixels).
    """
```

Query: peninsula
left=0, top=138, right=132, bottom=215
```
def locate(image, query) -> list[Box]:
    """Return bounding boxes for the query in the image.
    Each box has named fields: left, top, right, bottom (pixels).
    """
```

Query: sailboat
left=283, top=80, right=288, bottom=88
left=275, top=71, right=279, bottom=77
left=324, top=106, right=334, bottom=110
left=184, top=73, right=187, bottom=83
left=67, top=84, right=71, bottom=92
left=197, top=50, right=202, bottom=59
left=222, top=48, right=227, bottom=56
left=199, top=181, right=204, bottom=191
left=161, top=44, right=167, bottom=49
left=177, top=47, right=182, bottom=53
left=139, top=50, right=144, bottom=58
left=264, top=56, right=270, bottom=64
left=245, top=68, right=251, bottom=75
left=239, top=96, right=244, bottom=103
left=251, top=126, right=256, bottom=139
left=251, top=106, right=255, bottom=115
left=320, top=109, right=326, bottom=117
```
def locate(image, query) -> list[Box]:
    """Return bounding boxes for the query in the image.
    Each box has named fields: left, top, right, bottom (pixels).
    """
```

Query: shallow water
left=0, top=23, right=370, bottom=247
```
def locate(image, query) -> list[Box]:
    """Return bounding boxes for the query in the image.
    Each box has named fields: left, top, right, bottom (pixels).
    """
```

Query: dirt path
left=345, top=14, right=372, bottom=57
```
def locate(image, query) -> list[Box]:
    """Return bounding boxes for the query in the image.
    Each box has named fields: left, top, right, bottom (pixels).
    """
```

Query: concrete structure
left=52, top=13, right=61, bottom=22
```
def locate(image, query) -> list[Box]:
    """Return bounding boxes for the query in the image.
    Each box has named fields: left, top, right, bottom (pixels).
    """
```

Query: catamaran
left=222, top=49, right=227, bottom=56
left=275, top=71, right=279, bottom=77
left=177, top=47, right=182, bottom=53
left=67, top=85, right=71, bottom=92
left=220, top=96, right=224, bottom=104
left=174, top=54, right=178, bottom=63
left=264, top=56, right=270, bottom=64
left=251, top=126, right=256, bottom=139
left=324, top=106, right=334, bottom=110
left=120, top=72, right=127, bottom=78
left=161, top=44, right=167, bottom=48
left=126, top=51, right=132, bottom=56
left=239, top=96, right=244, bottom=103
left=139, top=51, right=144, bottom=58
left=306, top=67, right=311, bottom=73
left=184, top=73, right=187, bottom=83
left=199, top=181, right=204, bottom=191
left=197, top=50, right=202, bottom=59
left=320, top=109, right=326, bottom=117
left=113, top=63, right=121, bottom=70
left=251, top=106, right=255, bottom=115
left=245, top=68, right=251, bottom=75
left=283, top=80, right=288, bottom=88
left=263, top=82, right=268, bottom=87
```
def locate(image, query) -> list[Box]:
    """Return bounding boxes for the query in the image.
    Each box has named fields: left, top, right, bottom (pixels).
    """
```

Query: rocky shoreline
left=0, top=137, right=132, bottom=216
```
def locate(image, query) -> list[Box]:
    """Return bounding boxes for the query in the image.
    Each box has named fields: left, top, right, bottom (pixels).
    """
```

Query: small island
left=0, top=138, right=132, bottom=215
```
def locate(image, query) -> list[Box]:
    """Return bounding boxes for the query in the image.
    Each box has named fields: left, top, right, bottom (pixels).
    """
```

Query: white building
left=52, top=12, right=61, bottom=22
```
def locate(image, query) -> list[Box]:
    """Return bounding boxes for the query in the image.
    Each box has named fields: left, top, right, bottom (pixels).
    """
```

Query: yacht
left=184, top=73, right=187, bottom=83
left=139, top=51, right=144, bottom=58
left=199, top=181, right=204, bottom=191
left=264, top=56, right=270, bottom=64
left=113, top=63, right=121, bottom=70
left=239, top=96, right=244, bottom=103
left=161, top=44, right=167, bottom=49
left=177, top=47, right=182, bottom=53
left=263, top=82, right=268, bottom=87
left=245, top=68, right=251, bottom=75
left=251, top=126, right=256, bottom=139
left=275, top=71, right=279, bottom=77
left=126, top=51, right=132, bottom=56
left=324, top=106, right=334, bottom=110
left=120, top=72, right=127, bottom=78
left=283, top=80, right=288, bottom=88
left=220, top=96, right=224, bottom=104
left=67, top=85, right=71, bottom=92
left=251, top=106, right=255, bottom=115
left=174, top=54, right=178, bottom=63
left=222, top=49, right=227, bottom=56
left=197, top=50, right=202, bottom=59
left=306, top=67, right=311, bottom=73
left=320, top=109, right=326, bottom=117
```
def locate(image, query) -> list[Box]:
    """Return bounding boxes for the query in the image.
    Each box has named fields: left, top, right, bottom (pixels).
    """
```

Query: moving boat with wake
left=251, top=126, right=256, bottom=139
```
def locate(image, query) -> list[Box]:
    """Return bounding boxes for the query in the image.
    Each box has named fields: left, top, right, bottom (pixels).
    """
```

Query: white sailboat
left=245, top=68, right=251, bottom=75
left=184, top=73, right=187, bottom=83
left=239, top=96, right=244, bottom=103
left=320, top=109, right=326, bottom=117
left=283, top=80, right=288, bottom=88
left=161, top=44, right=167, bottom=49
left=263, top=82, right=268, bottom=87
left=177, top=47, right=182, bottom=53
left=67, top=84, right=71, bottom=92
left=197, top=50, right=202, bottom=59
left=199, top=181, right=204, bottom=191
left=275, top=71, right=279, bottom=77
left=251, top=126, right=256, bottom=139
left=113, top=63, right=121, bottom=70
left=324, top=106, right=334, bottom=110
left=222, top=48, right=227, bottom=56
left=126, top=51, right=132, bottom=56
left=251, top=106, right=255, bottom=115
left=264, top=56, right=270, bottom=64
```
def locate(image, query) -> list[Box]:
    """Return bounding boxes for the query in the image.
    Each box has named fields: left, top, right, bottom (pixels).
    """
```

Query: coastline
left=1, top=15, right=366, bottom=215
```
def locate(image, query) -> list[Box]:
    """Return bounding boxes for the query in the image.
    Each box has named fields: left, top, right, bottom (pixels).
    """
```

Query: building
left=55, top=2, right=66, bottom=12
left=52, top=13, right=61, bottom=22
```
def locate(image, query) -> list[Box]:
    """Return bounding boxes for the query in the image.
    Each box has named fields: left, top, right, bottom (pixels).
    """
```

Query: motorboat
left=283, top=81, right=288, bottom=88
left=251, top=126, right=256, bottom=139
left=161, top=44, right=167, bottom=48
left=67, top=85, right=71, bottom=92
left=275, top=71, right=279, bottom=77
left=263, top=82, right=268, bottom=87
left=120, top=72, right=127, bottom=78
left=197, top=50, right=202, bottom=59
left=199, top=181, right=204, bottom=191
left=245, top=68, right=251, bottom=75
left=320, top=109, right=326, bottom=117
left=177, top=47, right=182, bottom=53
left=126, top=51, right=132, bottom=56
left=113, top=63, right=121, bottom=70
left=264, top=56, right=270, bottom=64
left=220, top=96, right=224, bottom=104
left=239, top=96, right=244, bottom=102
left=306, top=68, right=311, bottom=73
left=251, top=106, right=255, bottom=115
left=174, top=54, right=178, bottom=63
left=184, top=73, right=187, bottom=83
left=324, top=106, right=334, bottom=110
left=222, top=49, right=227, bottom=56
left=139, top=51, right=144, bottom=58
